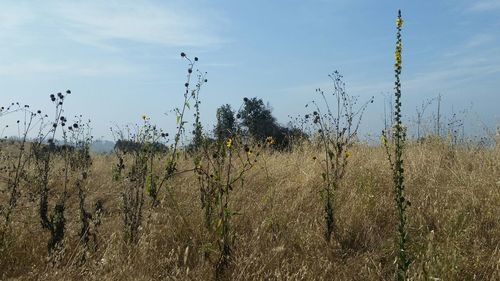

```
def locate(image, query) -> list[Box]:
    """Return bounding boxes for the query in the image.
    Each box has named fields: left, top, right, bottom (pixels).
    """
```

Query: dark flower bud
left=194, top=57, right=198, bottom=61
left=181, top=52, right=186, bottom=57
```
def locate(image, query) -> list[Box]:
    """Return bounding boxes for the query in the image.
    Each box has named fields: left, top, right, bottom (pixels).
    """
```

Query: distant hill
left=90, top=140, right=115, bottom=154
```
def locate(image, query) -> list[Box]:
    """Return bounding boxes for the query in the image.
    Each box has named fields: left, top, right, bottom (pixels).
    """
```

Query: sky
left=1, top=0, right=499, bottom=140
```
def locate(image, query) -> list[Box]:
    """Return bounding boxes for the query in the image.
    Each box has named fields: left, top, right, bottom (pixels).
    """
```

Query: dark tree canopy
left=238, top=97, right=305, bottom=150
left=214, top=104, right=237, bottom=142
left=239, top=98, right=278, bottom=141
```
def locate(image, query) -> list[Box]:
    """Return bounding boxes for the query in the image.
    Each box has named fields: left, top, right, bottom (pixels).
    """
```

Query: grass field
left=1, top=139, right=499, bottom=280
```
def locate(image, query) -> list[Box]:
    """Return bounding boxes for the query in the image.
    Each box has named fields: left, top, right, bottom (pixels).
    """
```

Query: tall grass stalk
left=383, top=10, right=411, bottom=280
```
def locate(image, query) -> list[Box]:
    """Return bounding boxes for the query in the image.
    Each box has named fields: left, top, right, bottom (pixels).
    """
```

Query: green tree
left=214, top=104, right=237, bottom=142
left=239, top=97, right=278, bottom=140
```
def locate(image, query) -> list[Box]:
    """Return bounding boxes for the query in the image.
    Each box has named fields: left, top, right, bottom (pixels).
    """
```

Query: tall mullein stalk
left=392, top=10, right=410, bottom=280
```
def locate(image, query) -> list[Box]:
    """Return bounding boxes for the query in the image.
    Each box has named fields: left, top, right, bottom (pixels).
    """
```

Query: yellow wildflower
left=396, top=17, right=403, bottom=28
left=226, top=138, right=233, bottom=148
left=380, top=135, right=387, bottom=145
left=345, top=151, right=351, bottom=159
left=265, top=136, right=275, bottom=145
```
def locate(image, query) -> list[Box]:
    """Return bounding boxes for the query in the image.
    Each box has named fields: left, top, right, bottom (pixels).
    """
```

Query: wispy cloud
left=468, top=0, right=500, bottom=12
left=0, top=1, right=226, bottom=48
left=0, top=60, right=139, bottom=77
left=284, top=36, right=500, bottom=99
left=53, top=1, right=226, bottom=48
left=0, top=1, right=227, bottom=77
left=464, top=34, right=496, bottom=48
left=0, top=4, right=37, bottom=47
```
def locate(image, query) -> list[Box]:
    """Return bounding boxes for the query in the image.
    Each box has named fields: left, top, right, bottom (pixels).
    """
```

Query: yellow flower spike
left=396, top=17, right=403, bottom=28
left=226, top=138, right=233, bottom=148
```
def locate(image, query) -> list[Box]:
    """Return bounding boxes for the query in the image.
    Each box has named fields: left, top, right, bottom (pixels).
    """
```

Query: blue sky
left=1, top=0, right=499, bottom=140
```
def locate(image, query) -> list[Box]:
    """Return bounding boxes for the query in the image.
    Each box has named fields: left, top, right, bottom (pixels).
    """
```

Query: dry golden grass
left=1, top=140, right=499, bottom=280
